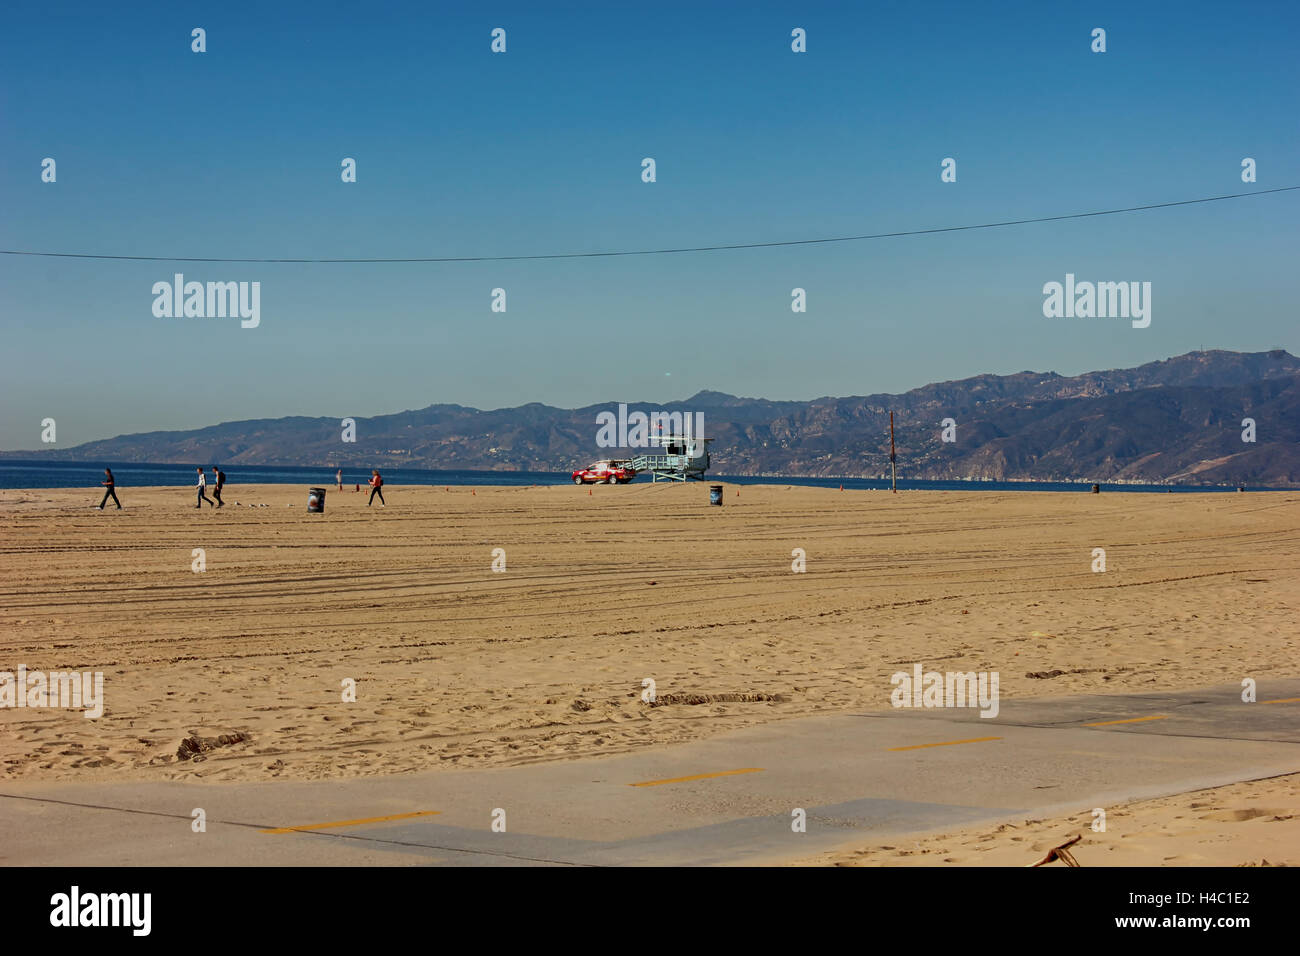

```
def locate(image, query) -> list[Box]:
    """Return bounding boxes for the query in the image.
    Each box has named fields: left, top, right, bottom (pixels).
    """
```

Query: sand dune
left=1, top=483, right=1296, bottom=785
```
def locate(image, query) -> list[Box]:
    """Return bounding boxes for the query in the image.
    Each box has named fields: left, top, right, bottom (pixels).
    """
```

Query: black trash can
left=308, top=487, right=326, bottom=513
left=709, top=484, right=723, bottom=506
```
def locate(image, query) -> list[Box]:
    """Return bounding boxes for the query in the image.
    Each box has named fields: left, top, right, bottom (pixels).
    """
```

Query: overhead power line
left=1, top=185, right=1295, bottom=264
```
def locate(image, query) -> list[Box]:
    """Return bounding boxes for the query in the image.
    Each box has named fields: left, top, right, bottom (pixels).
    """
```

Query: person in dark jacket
left=211, top=466, right=225, bottom=507
left=98, top=468, right=121, bottom=510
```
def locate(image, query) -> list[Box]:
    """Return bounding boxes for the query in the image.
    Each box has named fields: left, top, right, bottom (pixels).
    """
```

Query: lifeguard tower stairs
left=630, top=435, right=714, bottom=482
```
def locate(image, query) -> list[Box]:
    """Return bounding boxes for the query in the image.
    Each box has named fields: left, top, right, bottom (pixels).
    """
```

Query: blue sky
left=2, top=0, right=1297, bottom=448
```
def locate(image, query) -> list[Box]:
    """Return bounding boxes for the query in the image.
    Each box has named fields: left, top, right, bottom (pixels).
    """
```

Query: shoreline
left=0, top=473, right=1283, bottom=494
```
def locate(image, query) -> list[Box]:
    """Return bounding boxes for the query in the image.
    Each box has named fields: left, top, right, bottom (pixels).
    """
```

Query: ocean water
left=0, top=459, right=1257, bottom=493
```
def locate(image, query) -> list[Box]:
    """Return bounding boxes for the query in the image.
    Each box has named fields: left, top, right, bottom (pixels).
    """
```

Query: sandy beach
left=2, top=482, right=1296, bottom=792
left=802, top=772, right=1299, bottom=867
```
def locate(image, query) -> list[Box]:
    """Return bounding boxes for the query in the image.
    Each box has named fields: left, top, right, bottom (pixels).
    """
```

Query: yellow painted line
left=260, top=810, right=439, bottom=834
left=887, top=736, right=1001, bottom=752
left=629, top=768, right=763, bottom=788
left=1263, top=697, right=1300, bottom=705
left=1083, top=715, right=1168, bottom=727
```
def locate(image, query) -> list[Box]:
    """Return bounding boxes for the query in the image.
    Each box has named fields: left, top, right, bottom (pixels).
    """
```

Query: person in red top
left=368, top=470, right=385, bottom=507
left=98, top=468, right=121, bottom=510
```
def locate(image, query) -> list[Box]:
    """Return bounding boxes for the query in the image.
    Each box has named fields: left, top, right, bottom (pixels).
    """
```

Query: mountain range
left=8, top=350, right=1298, bottom=484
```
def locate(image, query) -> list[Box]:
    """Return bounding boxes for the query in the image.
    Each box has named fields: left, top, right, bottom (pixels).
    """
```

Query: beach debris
left=176, top=732, right=251, bottom=762
left=1029, top=630, right=1056, bottom=639
left=571, top=698, right=592, bottom=712
left=649, top=692, right=787, bottom=708
left=1026, top=667, right=1099, bottom=679
left=1029, top=834, right=1082, bottom=867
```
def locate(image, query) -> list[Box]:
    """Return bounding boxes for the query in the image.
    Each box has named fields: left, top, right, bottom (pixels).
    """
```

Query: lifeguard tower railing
left=630, top=436, right=713, bottom=482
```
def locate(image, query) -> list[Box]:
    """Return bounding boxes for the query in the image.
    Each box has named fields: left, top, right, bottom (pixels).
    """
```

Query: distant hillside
left=6, top=350, right=1298, bottom=484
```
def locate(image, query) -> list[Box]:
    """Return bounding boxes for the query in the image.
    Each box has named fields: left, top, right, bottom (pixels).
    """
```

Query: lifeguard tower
left=631, top=434, right=714, bottom=482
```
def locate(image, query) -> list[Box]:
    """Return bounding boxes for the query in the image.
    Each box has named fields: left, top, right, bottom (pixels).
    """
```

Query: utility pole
left=889, top=411, right=897, bottom=494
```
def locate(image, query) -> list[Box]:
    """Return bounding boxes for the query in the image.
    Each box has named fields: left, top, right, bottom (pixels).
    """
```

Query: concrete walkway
left=3, top=681, right=1297, bottom=866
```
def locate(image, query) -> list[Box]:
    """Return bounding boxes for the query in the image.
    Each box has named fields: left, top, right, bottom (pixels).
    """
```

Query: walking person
left=336, top=468, right=343, bottom=491
left=211, top=466, right=225, bottom=508
left=98, top=468, right=121, bottom=510
left=367, top=469, right=385, bottom=507
left=196, top=467, right=214, bottom=508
